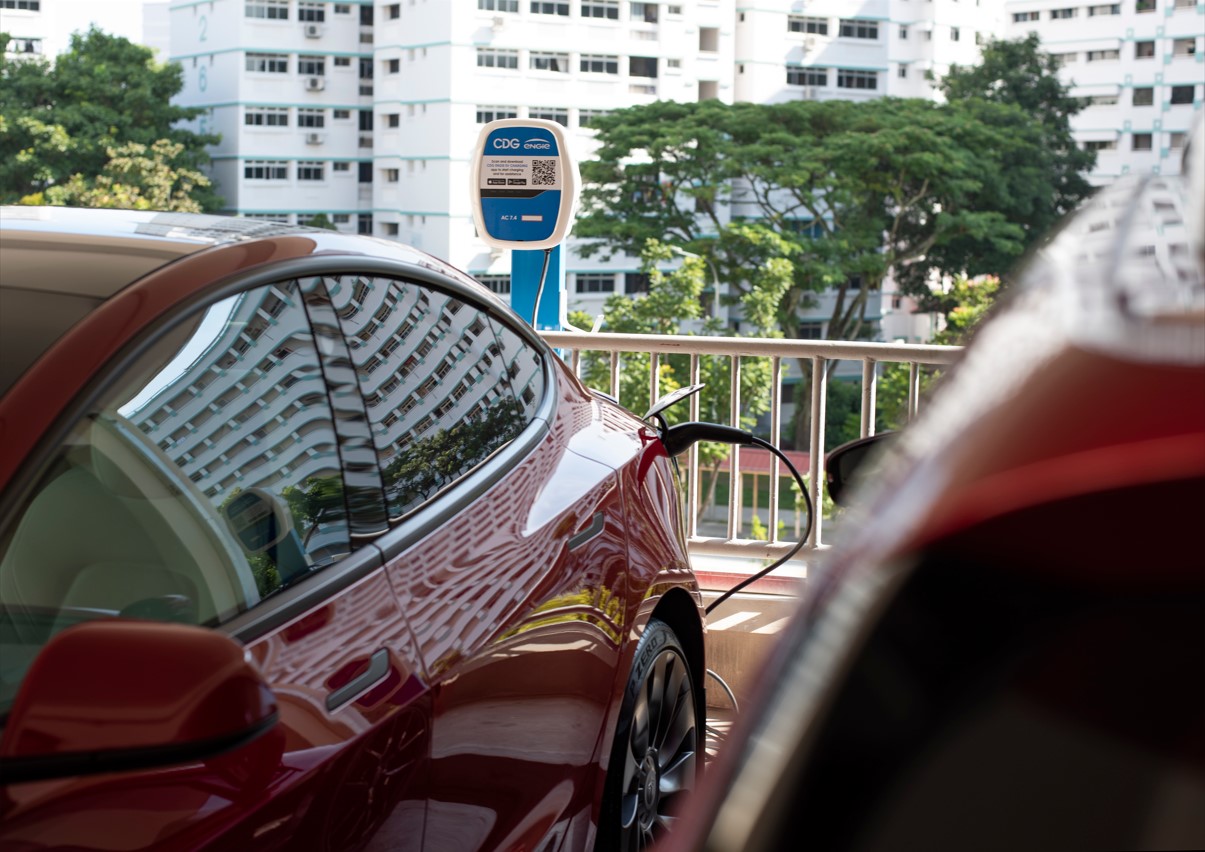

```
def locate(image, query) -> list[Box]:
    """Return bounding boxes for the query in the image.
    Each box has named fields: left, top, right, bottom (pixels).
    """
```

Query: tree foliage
left=0, top=27, right=220, bottom=209
left=29, top=139, right=212, bottom=211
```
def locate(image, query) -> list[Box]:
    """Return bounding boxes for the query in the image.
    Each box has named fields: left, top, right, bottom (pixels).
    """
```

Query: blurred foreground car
left=670, top=165, right=1205, bottom=850
left=0, top=208, right=704, bottom=850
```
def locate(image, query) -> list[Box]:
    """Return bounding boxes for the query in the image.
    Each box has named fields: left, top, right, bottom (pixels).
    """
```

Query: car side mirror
left=0, top=620, right=277, bottom=785
left=825, top=432, right=899, bottom=507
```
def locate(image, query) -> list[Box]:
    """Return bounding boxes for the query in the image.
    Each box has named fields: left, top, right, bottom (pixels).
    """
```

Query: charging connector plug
left=660, top=422, right=755, bottom=458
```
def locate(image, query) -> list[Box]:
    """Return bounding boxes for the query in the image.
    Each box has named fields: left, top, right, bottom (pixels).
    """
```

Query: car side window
left=327, top=274, right=542, bottom=519
left=0, top=282, right=351, bottom=717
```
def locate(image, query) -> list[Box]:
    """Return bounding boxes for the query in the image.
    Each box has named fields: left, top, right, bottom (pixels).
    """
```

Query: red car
left=667, top=166, right=1205, bottom=847
left=0, top=207, right=705, bottom=851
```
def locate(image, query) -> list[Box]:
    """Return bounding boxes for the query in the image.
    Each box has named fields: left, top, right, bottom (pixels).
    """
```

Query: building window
left=475, top=274, right=512, bottom=294
left=1088, top=3, right=1121, bottom=14
left=297, top=161, right=325, bottom=181
left=530, top=51, right=570, bottom=72
left=1012, top=10, right=1039, bottom=21
left=298, top=108, right=325, bottom=127
left=630, top=56, right=658, bottom=77
left=1085, top=139, right=1118, bottom=151
left=787, top=66, right=827, bottom=86
left=387, top=58, right=400, bottom=73
left=333, top=162, right=351, bottom=172
left=358, top=214, right=373, bottom=234
left=1170, top=84, right=1196, bottom=104
left=298, top=55, right=325, bottom=75
left=246, top=52, right=289, bottom=73
left=334, top=109, right=351, bottom=120
left=951, top=26, right=960, bottom=41
left=384, top=168, right=400, bottom=182
left=1086, top=49, right=1120, bottom=61
left=1136, top=41, right=1157, bottom=59
left=480, top=0, right=520, bottom=11
left=477, top=48, right=519, bottom=69
left=838, top=19, right=878, bottom=40
left=1049, top=7, right=1077, bottom=18
left=1133, top=87, right=1154, bottom=106
left=898, top=64, right=908, bottom=78
left=1052, top=52, right=1077, bottom=66
left=334, top=4, right=351, bottom=12
left=298, top=2, right=325, bottom=22
left=358, top=161, right=373, bottom=182
left=579, top=109, right=610, bottom=128
left=788, top=16, right=828, bottom=35
left=334, top=56, right=351, bottom=67
left=1136, top=0, right=1156, bottom=12
left=798, top=321, right=825, bottom=340
left=530, top=1, right=569, bottom=14
left=1169, top=131, right=1187, bottom=148
left=581, top=54, right=620, bottom=74
left=631, top=2, right=659, bottom=23
left=245, top=160, right=289, bottom=180
left=0, top=1, right=42, bottom=9
left=624, top=273, right=650, bottom=294
left=576, top=273, right=616, bottom=294
left=1132, top=132, right=1153, bottom=150
left=384, top=223, right=399, bottom=236
left=476, top=106, right=519, bottom=123
left=383, top=113, right=399, bottom=127
left=837, top=69, right=878, bottom=90
left=1088, top=93, right=1119, bottom=105
left=530, top=107, right=569, bottom=126
left=245, top=106, right=289, bottom=126
left=387, top=3, right=400, bottom=18
left=1173, top=38, right=1198, bottom=56
left=245, top=0, right=288, bottom=20
left=582, top=0, right=619, bottom=18
left=5, top=36, right=43, bottom=54
left=899, top=25, right=908, bottom=39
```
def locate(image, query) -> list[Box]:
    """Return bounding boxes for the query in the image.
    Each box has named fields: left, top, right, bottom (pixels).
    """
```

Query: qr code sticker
left=531, top=159, right=557, bottom=186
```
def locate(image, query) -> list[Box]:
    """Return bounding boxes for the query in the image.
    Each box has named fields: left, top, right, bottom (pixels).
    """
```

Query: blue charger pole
left=511, top=245, right=564, bottom=331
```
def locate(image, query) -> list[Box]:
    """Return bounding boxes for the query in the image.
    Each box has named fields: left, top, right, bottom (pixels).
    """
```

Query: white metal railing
left=541, top=331, right=962, bottom=565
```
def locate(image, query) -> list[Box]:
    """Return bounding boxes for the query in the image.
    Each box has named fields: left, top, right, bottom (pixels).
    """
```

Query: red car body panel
left=0, top=209, right=703, bottom=850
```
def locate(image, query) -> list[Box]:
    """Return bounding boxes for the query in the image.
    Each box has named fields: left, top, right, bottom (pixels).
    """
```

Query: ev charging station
left=470, top=118, right=579, bottom=330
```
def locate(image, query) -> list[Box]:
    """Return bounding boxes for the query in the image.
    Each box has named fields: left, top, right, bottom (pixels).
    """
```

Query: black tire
left=597, top=618, right=700, bottom=851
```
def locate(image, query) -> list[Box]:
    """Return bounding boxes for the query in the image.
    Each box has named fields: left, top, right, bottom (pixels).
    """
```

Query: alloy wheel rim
left=619, top=648, right=697, bottom=850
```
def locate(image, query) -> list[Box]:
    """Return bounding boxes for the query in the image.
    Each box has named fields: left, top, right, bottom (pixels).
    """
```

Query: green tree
left=578, top=97, right=1038, bottom=445
left=35, top=139, right=212, bottom=211
left=0, top=27, right=220, bottom=208
left=914, top=33, right=1096, bottom=301
left=568, top=239, right=781, bottom=522
left=877, top=274, right=1002, bottom=429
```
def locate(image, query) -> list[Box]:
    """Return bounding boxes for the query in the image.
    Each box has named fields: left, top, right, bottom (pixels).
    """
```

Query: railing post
left=610, top=350, right=621, bottom=402
left=861, top=359, right=877, bottom=438
left=688, top=353, right=701, bottom=539
left=768, top=357, right=782, bottom=544
left=808, top=356, right=827, bottom=548
left=728, top=356, right=742, bottom=539
left=649, top=351, right=660, bottom=414
left=907, top=361, right=920, bottom=422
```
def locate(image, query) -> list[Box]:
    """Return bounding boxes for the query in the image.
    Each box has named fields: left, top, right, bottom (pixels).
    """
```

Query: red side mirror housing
left=0, top=620, right=277, bottom=784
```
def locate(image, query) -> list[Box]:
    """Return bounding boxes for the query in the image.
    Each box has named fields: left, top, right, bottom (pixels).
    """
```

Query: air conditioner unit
left=305, top=76, right=325, bottom=91
left=492, top=16, right=505, bottom=29
left=304, top=23, right=323, bottom=38
left=803, top=36, right=816, bottom=51
left=305, top=132, right=324, bottom=145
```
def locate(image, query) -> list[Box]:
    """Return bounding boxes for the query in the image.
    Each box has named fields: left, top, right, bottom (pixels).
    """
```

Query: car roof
left=0, top=206, right=313, bottom=300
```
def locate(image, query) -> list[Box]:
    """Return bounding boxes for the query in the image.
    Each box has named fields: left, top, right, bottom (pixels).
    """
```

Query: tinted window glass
left=328, top=274, right=541, bottom=519
left=0, top=283, right=350, bottom=716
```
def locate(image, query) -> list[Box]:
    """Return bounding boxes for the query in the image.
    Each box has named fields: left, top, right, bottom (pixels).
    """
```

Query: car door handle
left=569, top=512, right=605, bottom=552
left=326, top=648, right=390, bottom=711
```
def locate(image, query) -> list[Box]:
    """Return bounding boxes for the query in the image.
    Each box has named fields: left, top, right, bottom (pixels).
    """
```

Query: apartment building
left=1006, top=0, right=1203, bottom=184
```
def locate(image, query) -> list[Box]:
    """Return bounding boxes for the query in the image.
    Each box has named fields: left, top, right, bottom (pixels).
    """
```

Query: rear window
left=0, top=288, right=101, bottom=398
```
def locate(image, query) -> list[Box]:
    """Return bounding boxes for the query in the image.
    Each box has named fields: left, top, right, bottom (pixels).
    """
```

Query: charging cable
left=655, top=421, right=813, bottom=616
left=531, top=247, right=553, bottom=329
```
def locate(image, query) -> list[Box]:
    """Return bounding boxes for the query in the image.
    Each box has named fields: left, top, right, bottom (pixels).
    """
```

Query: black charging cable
left=656, top=421, right=813, bottom=615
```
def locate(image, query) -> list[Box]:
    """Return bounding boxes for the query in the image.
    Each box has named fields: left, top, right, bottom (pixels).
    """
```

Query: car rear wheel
left=598, top=618, right=700, bottom=851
